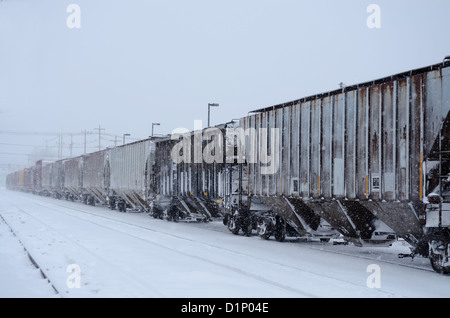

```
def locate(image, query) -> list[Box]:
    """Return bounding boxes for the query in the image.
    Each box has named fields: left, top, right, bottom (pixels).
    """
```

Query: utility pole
left=94, top=125, right=105, bottom=151
left=110, top=136, right=118, bottom=147
left=82, top=130, right=87, bottom=154
left=58, top=133, right=63, bottom=159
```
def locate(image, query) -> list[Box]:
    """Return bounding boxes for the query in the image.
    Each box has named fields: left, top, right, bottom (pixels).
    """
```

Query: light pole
left=123, top=133, right=130, bottom=145
left=208, top=103, right=219, bottom=127
left=152, top=123, right=160, bottom=137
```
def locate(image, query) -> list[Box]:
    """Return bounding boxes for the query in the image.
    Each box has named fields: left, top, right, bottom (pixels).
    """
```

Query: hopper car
left=6, top=58, right=450, bottom=274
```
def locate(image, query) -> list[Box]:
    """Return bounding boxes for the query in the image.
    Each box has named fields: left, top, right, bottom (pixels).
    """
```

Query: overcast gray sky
left=1, top=0, right=450, bottom=174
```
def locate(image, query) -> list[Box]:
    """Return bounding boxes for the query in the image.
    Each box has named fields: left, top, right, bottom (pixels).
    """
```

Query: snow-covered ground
left=0, top=190, right=449, bottom=298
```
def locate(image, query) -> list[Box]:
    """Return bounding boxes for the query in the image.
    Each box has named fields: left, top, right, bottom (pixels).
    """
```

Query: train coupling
left=398, top=253, right=415, bottom=259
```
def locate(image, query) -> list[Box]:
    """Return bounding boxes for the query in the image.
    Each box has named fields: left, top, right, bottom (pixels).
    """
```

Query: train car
left=221, top=59, right=450, bottom=272
left=82, top=150, right=109, bottom=206
left=151, top=123, right=228, bottom=222
left=5, top=173, right=12, bottom=190
left=41, top=161, right=55, bottom=196
left=18, top=169, right=25, bottom=191
left=63, top=156, right=83, bottom=201
left=5, top=172, right=16, bottom=190
left=23, top=167, right=34, bottom=193
left=108, top=139, right=155, bottom=212
left=50, top=160, right=65, bottom=199
left=4, top=58, right=450, bottom=274
left=222, top=120, right=338, bottom=241
left=6, top=170, right=25, bottom=192
left=33, top=162, right=41, bottom=195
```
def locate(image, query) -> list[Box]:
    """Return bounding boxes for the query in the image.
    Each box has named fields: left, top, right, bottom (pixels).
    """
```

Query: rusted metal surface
left=63, top=157, right=83, bottom=199
left=243, top=62, right=450, bottom=242
left=321, top=97, right=332, bottom=199
left=41, top=162, right=53, bottom=193
left=82, top=150, right=108, bottom=204
left=333, top=94, right=345, bottom=198
left=50, top=160, right=64, bottom=196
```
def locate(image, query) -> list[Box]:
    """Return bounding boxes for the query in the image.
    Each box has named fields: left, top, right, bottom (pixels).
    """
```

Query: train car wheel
left=258, top=220, right=271, bottom=240
left=242, top=221, right=252, bottom=237
left=429, top=242, right=450, bottom=275
left=274, top=217, right=286, bottom=242
left=227, top=216, right=240, bottom=235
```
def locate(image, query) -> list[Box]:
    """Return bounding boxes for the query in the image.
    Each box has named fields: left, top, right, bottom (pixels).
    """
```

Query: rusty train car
left=5, top=59, right=450, bottom=274
left=221, top=59, right=450, bottom=273
left=151, top=123, right=231, bottom=222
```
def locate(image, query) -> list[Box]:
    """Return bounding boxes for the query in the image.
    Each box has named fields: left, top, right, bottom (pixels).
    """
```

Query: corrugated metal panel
left=259, top=112, right=267, bottom=196
left=282, top=106, right=290, bottom=195
left=290, top=103, right=300, bottom=196
left=41, top=162, right=53, bottom=191
left=244, top=116, right=254, bottom=196
left=51, top=160, right=64, bottom=193
left=356, top=88, right=369, bottom=200
left=63, top=157, right=83, bottom=195
left=18, top=170, right=24, bottom=187
left=410, top=74, right=424, bottom=200
left=397, top=78, right=410, bottom=201
left=310, top=99, right=321, bottom=198
left=83, top=150, right=107, bottom=190
left=382, top=82, right=396, bottom=201
left=321, top=96, right=332, bottom=199
left=110, top=140, right=153, bottom=195
left=269, top=109, right=278, bottom=196
left=332, top=94, right=345, bottom=198
left=255, top=113, right=262, bottom=196
left=369, top=85, right=382, bottom=200
left=345, top=90, right=356, bottom=199
left=300, top=101, right=310, bottom=197
left=24, top=168, right=33, bottom=191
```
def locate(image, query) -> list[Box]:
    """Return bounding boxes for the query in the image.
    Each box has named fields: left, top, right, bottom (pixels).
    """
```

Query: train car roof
left=249, top=58, right=450, bottom=114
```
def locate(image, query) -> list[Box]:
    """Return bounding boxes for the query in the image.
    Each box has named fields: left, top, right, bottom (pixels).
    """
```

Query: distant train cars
left=6, top=59, right=450, bottom=274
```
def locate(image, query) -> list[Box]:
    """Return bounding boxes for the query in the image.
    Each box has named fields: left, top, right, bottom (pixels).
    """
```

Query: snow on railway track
left=0, top=214, right=59, bottom=297
left=1, top=191, right=449, bottom=298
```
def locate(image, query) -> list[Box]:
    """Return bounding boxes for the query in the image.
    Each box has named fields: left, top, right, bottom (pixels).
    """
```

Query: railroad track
left=0, top=213, right=60, bottom=296
left=4, top=193, right=421, bottom=297
left=27, top=196, right=433, bottom=274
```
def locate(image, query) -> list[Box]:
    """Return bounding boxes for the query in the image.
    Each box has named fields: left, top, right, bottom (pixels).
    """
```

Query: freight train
left=6, top=58, right=450, bottom=274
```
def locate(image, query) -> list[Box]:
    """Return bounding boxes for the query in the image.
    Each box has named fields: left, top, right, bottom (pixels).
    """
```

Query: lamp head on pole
left=123, top=133, right=130, bottom=145
left=152, top=123, right=161, bottom=136
left=208, top=103, right=219, bottom=127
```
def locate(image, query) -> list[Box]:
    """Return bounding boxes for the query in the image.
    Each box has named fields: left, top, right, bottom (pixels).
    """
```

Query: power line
left=0, top=152, right=30, bottom=156
left=0, top=130, right=86, bottom=136
left=0, top=142, right=98, bottom=149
